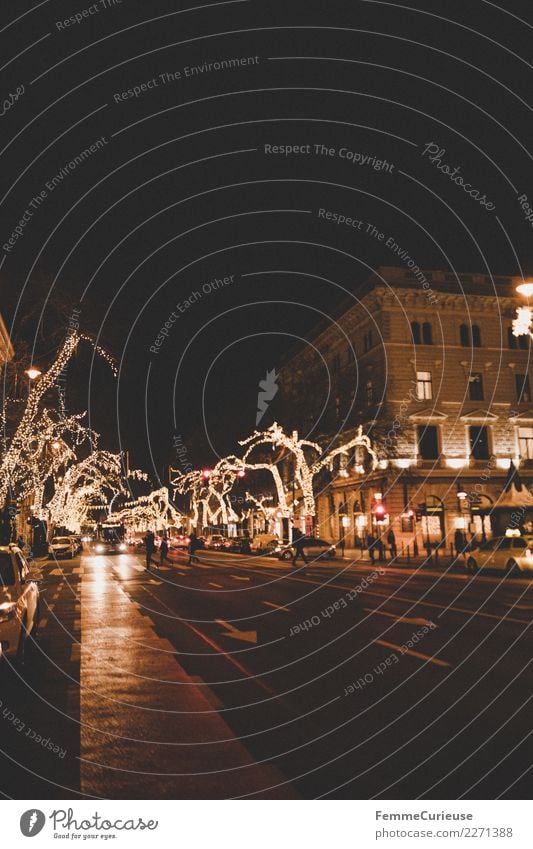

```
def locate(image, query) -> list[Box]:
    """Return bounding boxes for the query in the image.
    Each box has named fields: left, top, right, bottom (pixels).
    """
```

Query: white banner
left=3, top=800, right=531, bottom=848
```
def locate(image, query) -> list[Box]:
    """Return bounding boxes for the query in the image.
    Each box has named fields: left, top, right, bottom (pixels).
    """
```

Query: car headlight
left=119, top=543, right=127, bottom=551
left=95, top=544, right=104, bottom=553
left=0, top=602, right=17, bottom=623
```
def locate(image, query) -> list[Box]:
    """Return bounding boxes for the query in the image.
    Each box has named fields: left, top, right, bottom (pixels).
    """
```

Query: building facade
left=279, top=267, right=533, bottom=553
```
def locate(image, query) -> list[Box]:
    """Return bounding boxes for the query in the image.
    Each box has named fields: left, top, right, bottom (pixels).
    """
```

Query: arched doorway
left=420, top=495, right=445, bottom=547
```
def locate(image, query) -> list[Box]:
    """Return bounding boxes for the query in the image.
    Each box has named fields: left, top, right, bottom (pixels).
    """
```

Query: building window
left=347, top=345, right=356, bottom=362
left=416, top=371, right=433, bottom=400
left=460, top=324, right=482, bottom=347
left=411, top=322, right=421, bottom=345
left=508, top=327, right=518, bottom=349
left=363, top=330, right=373, bottom=353
left=422, top=322, right=433, bottom=344
left=366, top=380, right=374, bottom=406
left=469, top=425, right=490, bottom=460
left=519, top=334, right=529, bottom=350
left=518, top=427, right=533, bottom=460
left=516, top=373, right=531, bottom=403
left=468, top=372, right=484, bottom=401
left=417, top=425, right=439, bottom=460
left=332, top=353, right=341, bottom=373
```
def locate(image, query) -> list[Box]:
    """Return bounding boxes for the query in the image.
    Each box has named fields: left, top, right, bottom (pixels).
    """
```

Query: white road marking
left=230, top=574, right=251, bottom=581
left=375, top=639, right=451, bottom=668
left=215, top=618, right=257, bottom=644
left=363, top=608, right=436, bottom=628
left=263, top=601, right=291, bottom=612
left=208, top=582, right=223, bottom=588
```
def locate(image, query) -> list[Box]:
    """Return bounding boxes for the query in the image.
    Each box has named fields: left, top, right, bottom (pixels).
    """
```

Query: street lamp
left=25, top=366, right=42, bottom=380
left=513, top=280, right=533, bottom=339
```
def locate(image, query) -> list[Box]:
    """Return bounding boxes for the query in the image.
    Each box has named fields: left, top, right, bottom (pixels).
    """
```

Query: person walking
left=159, top=535, right=169, bottom=567
left=454, top=528, right=466, bottom=564
left=367, top=532, right=377, bottom=563
left=338, top=534, right=346, bottom=558
left=292, top=535, right=309, bottom=565
left=144, top=530, right=156, bottom=571
left=387, top=528, right=397, bottom=559
left=188, top=531, right=200, bottom=565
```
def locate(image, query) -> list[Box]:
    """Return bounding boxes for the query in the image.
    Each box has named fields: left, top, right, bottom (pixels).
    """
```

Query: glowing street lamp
left=25, top=366, right=42, bottom=380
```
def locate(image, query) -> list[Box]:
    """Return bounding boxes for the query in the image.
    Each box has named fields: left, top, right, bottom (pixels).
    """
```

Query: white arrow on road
left=215, top=618, right=257, bottom=644
left=364, top=608, right=436, bottom=627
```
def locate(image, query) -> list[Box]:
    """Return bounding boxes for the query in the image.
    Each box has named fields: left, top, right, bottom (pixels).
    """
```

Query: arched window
left=460, top=324, right=470, bottom=346
left=411, top=321, right=421, bottom=344
left=422, top=322, right=433, bottom=345
left=508, top=327, right=518, bottom=349
left=471, top=325, right=481, bottom=347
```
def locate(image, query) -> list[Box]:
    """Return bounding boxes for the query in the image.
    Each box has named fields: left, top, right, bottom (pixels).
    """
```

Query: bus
left=94, top=522, right=127, bottom=554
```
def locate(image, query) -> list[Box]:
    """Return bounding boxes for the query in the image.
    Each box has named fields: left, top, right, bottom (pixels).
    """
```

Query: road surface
left=1, top=548, right=532, bottom=799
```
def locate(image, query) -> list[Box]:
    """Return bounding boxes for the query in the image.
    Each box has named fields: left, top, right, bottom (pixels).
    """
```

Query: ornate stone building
left=279, top=267, right=533, bottom=553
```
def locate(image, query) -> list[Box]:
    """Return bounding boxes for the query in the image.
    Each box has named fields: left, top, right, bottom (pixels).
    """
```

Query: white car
left=48, top=536, right=77, bottom=559
left=250, top=533, right=280, bottom=554
left=466, top=535, right=533, bottom=576
left=0, top=545, right=41, bottom=664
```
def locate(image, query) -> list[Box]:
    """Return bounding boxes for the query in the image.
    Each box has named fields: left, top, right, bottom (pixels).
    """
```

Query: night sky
left=2, top=0, right=532, bottom=482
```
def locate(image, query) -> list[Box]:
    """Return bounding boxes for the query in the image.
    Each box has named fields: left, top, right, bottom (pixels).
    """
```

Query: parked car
left=204, top=534, right=230, bottom=550
left=276, top=537, right=336, bottom=561
left=251, top=533, right=280, bottom=554
left=466, top=535, right=533, bottom=575
left=0, top=545, right=41, bottom=664
left=48, top=536, right=77, bottom=559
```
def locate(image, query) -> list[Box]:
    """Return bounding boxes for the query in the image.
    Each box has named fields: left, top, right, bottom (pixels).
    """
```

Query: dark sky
left=2, top=0, right=532, bottom=481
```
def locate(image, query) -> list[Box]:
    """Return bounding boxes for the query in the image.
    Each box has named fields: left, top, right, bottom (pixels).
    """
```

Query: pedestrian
left=159, top=535, right=169, bottom=567
left=387, top=528, right=397, bottom=559
left=188, top=531, right=200, bottom=565
left=367, top=532, right=376, bottom=563
left=16, top=534, right=24, bottom=550
left=143, top=530, right=156, bottom=571
left=292, top=535, right=309, bottom=565
left=376, top=536, right=385, bottom=562
left=454, top=528, right=467, bottom=564
left=338, top=534, right=346, bottom=557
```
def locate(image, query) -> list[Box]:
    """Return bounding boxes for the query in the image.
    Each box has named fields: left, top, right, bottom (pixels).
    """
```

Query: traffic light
left=373, top=502, right=388, bottom=521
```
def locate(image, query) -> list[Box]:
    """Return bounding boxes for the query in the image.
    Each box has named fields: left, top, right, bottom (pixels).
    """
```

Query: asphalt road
left=1, top=548, right=532, bottom=799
